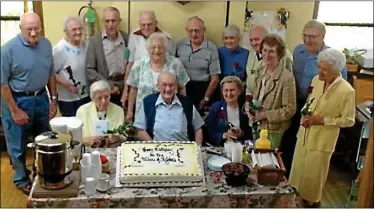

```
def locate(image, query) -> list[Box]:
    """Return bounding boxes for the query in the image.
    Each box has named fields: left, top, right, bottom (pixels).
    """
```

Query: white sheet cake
left=119, top=141, right=204, bottom=185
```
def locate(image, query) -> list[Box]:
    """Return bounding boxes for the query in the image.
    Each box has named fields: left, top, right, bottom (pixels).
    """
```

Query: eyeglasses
left=186, top=29, right=202, bottom=34
left=302, top=34, right=320, bottom=40
left=158, top=83, right=175, bottom=88
left=149, top=45, right=165, bottom=51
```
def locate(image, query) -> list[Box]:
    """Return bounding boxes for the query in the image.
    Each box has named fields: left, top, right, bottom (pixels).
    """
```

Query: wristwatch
left=50, top=95, right=57, bottom=100
left=204, top=96, right=210, bottom=102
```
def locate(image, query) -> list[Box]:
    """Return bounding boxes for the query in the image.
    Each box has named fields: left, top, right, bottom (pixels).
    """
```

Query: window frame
left=0, top=1, right=44, bottom=36
left=313, top=1, right=374, bottom=28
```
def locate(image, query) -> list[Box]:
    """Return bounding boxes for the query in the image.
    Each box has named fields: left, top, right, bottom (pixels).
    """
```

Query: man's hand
left=49, top=100, right=57, bottom=119
left=198, top=99, right=207, bottom=110
left=111, top=86, right=120, bottom=95
left=11, top=108, right=29, bottom=125
left=67, top=84, right=79, bottom=94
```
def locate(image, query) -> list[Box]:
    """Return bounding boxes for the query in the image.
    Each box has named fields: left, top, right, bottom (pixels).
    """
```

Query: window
left=316, top=1, right=373, bottom=50
left=1, top=1, right=33, bottom=46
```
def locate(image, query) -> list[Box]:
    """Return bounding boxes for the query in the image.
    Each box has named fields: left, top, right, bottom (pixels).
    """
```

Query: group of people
left=1, top=6, right=356, bottom=207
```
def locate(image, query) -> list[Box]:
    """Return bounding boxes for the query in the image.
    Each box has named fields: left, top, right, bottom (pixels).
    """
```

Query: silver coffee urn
left=34, top=131, right=79, bottom=190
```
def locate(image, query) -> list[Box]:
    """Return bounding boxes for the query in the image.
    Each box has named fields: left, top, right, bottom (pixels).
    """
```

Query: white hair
left=146, top=32, right=169, bottom=53
left=157, top=71, right=177, bottom=84
left=303, top=19, right=326, bottom=37
left=318, top=48, right=346, bottom=73
left=139, top=10, right=156, bottom=20
left=223, top=24, right=241, bottom=38
left=89, top=80, right=111, bottom=99
left=63, top=15, right=83, bottom=33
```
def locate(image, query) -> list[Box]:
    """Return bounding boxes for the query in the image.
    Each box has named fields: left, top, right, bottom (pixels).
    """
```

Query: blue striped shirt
left=293, top=44, right=348, bottom=99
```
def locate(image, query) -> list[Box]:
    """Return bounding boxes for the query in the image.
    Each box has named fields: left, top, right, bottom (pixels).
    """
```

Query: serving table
left=27, top=147, right=297, bottom=208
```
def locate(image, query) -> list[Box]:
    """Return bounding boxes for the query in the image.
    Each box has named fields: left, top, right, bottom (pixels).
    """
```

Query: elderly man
left=1, top=12, right=57, bottom=194
left=293, top=20, right=348, bottom=101
left=122, top=10, right=174, bottom=106
left=86, top=6, right=128, bottom=107
left=53, top=15, right=90, bottom=116
left=133, top=71, right=204, bottom=145
left=176, top=16, right=220, bottom=113
left=246, top=25, right=293, bottom=95
left=281, top=20, right=348, bottom=178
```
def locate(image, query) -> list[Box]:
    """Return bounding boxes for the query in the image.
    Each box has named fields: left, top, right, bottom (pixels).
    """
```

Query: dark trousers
left=186, top=80, right=210, bottom=115
left=280, top=97, right=305, bottom=178
left=58, top=97, right=91, bottom=117
left=1, top=92, right=51, bottom=187
left=110, top=93, right=123, bottom=108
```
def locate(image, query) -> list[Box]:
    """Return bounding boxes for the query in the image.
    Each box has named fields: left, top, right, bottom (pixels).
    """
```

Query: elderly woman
left=53, top=15, right=90, bottom=116
left=218, top=24, right=249, bottom=81
left=76, top=80, right=124, bottom=147
left=289, top=48, right=355, bottom=207
left=245, top=34, right=296, bottom=148
left=207, top=76, right=252, bottom=146
left=125, top=32, right=190, bottom=121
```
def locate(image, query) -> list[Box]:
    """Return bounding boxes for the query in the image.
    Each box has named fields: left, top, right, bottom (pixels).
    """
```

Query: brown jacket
left=253, top=61, right=297, bottom=133
left=85, top=30, right=128, bottom=90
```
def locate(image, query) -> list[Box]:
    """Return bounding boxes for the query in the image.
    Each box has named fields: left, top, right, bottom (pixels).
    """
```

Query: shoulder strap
left=143, top=93, right=160, bottom=139
left=176, top=94, right=195, bottom=141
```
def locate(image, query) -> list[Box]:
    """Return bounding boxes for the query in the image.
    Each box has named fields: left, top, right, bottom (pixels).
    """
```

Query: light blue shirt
left=1, top=33, right=54, bottom=92
left=134, top=94, right=204, bottom=141
left=293, top=44, right=348, bottom=99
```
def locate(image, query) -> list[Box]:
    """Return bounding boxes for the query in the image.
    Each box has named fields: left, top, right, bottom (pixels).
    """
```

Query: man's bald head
left=139, top=10, right=157, bottom=37
left=249, top=25, right=268, bottom=53
left=157, top=71, right=177, bottom=84
left=20, top=12, right=40, bottom=28
left=19, top=12, right=41, bottom=47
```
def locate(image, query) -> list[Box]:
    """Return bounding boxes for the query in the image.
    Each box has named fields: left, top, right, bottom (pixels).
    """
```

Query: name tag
left=93, top=120, right=109, bottom=136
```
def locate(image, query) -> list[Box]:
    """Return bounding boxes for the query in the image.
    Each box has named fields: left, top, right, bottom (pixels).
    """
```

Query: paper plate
left=208, top=156, right=231, bottom=171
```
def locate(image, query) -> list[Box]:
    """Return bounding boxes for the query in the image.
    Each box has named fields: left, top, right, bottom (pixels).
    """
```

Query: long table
left=28, top=147, right=297, bottom=208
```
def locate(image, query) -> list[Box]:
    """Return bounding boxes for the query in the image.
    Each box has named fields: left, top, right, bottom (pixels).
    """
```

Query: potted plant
left=343, top=48, right=367, bottom=73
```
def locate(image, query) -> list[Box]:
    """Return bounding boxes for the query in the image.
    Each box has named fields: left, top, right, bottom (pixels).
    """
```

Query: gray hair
left=139, top=10, right=156, bottom=20
left=89, top=80, right=111, bottom=99
left=317, top=48, right=346, bottom=74
left=223, top=24, right=241, bottom=38
left=303, top=19, right=326, bottom=37
left=187, top=16, right=206, bottom=30
left=220, top=76, right=243, bottom=92
left=146, top=32, right=169, bottom=52
left=63, top=15, right=83, bottom=33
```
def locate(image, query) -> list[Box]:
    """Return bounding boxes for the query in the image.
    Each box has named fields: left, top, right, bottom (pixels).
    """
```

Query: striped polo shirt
left=175, top=38, right=221, bottom=82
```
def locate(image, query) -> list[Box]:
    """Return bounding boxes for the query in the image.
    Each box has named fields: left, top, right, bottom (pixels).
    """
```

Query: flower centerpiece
left=106, top=121, right=136, bottom=138
left=245, top=94, right=261, bottom=140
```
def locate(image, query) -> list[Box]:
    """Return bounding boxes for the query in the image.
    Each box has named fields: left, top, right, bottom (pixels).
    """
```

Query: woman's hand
left=232, top=128, right=244, bottom=139
left=254, top=111, right=267, bottom=121
left=83, top=136, right=102, bottom=148
left=120, top=91, right=128, bottom=108
left=126, top=110, right=133, bottom=122
left=302, top=115, right=324, bottom=127
left=223, top=130, right=238, bottom=140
